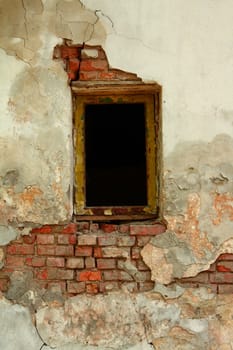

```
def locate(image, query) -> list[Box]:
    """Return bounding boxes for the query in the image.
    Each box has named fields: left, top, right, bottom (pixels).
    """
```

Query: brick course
left=1, top=222, right=232, bottom=297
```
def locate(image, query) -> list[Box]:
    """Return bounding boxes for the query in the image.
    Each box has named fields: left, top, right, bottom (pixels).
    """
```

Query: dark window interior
left=85, top=103, right=147, bottom=207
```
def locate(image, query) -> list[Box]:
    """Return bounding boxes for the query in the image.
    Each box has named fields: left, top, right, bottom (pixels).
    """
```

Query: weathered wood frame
left=72, top=82, right=161, bottom=221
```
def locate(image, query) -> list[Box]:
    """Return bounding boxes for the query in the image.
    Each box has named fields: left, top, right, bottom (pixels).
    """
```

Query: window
left=72, top=83, right=161, bottom=220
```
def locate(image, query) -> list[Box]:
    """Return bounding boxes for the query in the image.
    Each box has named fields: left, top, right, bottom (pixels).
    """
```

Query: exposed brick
left=86, top=283, right=99, bottom=294
left=120, top=282, right=138, bottom=292
left=98, top=235, right=117, bottom=246
left=62, top=223, right=77, bottom=234
left=97, top=259, right=116, bottom=269
left=135, top=271, right=151, bottom=282
left=99, top=281, right=119, bottom=292
left=37, top=245, right=55, bottom=256
left=118, top=224, right=130, bottom=234
left=117, top=259, right=136, bottom=270
left=48, top=281, right=66, bottom=292
left=7, top=244, right=34, bottom=255
left=100, top=224, right=118, bottom=233
left=0, top=279, right=9, bottom=292
left=47, top=257, right=65, bottom=267
left=138, top=282, right=155, bottom=292
left=210, top=272, right=233, bottom=284
left=37, top=268, right=73, bottom=280
left=60, top=46, right=80, bottom=59
left=67, top=281, right=85, bottom=294
left=25, top=257, right=46, bottom=267
left=218, top=284, right=233, bottom=294
left=58, top=234, right=76, bottom=245
left=31, top=225, right=52, bottom=234
left=137, top=236, right=151, bottom=247
left=6, top=256, right=25, bottom=267
left=117, top=236, right=135, bottom=247
left=208, top=263, right=216, bottom=272
left=94, top=247, right=102, bottom=258
left=103, top=270, right=133, bottom=281
left=77, top=270, right=102, bottom=281
left=35, top=269, right=48, bottom=280
left=90, top=223, right=99, bottom=232
left=137, top=260, right=150, bottom=271
left=55, top=269, right=74, bottom=280
left=22, top=234, right=36, bottom=244
left=79, top=71, right=98, bottom=80
left=132, top=247, right=141, bottom=259
left=77, top=222, right=89, bottom=231
left=80, top=59, right=108, bottom=72
left=97, top=71, right=117, bottom=80
left=78, top=235, right=97, bottom=245
left=180, top=272, right=210, bottom=284
left=37, top=234, right=55, bottom=245
left=85, top=257, right=96, bottom=269
left=102, top=247, right=130, bottom=258
left=55, top=245, right=74, bottom=256
left=66, top=257, right=84, bottom=269
left=130, top=223, right=166, bottom=236
left=218, top=254, right=233, bottom=261
left=68, top=58, right=80, bottom=72
left=75, top=246, right=92, bottom=257
left=217, top=263, right=232, bottom=272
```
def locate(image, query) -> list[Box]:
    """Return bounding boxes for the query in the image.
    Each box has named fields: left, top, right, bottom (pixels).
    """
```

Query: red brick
left=25, top=257, right=46, bottom=267
left=68, top=58, right=80, bottom=72
left=79, top=71, right=98, bottom=80
left=97, top=71, right=116, bottom=80
left=99, top=281, right=119, bottom=292
left=137, top=260, right=150, bottom=271
left=77, top=222, right=89, bottom=231
left=117, top=236, right=135, bottom=247
left=58, top=234, right=76, bottom=245
left=55, top=245, right=74, bottom=256
left=130, top=223, right=166, bottom=236
left=67, top=281, right=85, bottom=294
left=103, top=270, right=133, bottom=281
left=180, top=272, right=209, bottom=284
left=135, top=271, right=151, bottom=282
left=7, top=244, right=34, bottom=255
left=68, top=71, right=76, bottom=81
left=48, top=281, right=66, bottom=292
left=118, top=224, right=130, bottom=234
left=75, top=246, right=92, bottom=257
left=85, top=257, right=96, bottom=269
left=6, top=256, right=25, bottom=267
left=217, top=264, right=232, bottom=272
left=78, top=235, right=97, bottom=245
left=97, top=259, right=116, bottom=269
left=66, top=257, right=84, bottom=269
left=31, top=225, right=52, bottom=234
left=47, top=257, right=65, bottom=267
left=98, top=235, right=117, bottom=246
left=210, top=272, right=233, bottom=284
left=0, top=279, right=9, bottom=292
left=208, top=263, right=216, bottom=272
left=218, top=284, right=233, bottom=294
left=62, top=223, right=77, bottom=234
left=94, top=247, right=102, bottom=258
left=37, top=234, right=54, bottom=245
left=217, top=254, right=233, bottom=261
left=137, top=236, right=151, bottom=247
left=22, top=234, right=36, bottom=244
left=102, top=247, right=130, bottom=258
left=77, top=270, right=102, bottom=281
left=90, top=223, right=99, bottom=232
left=60, top=46, right=80, bottom=59
left=86, top=283, right=99, bottom=294
left=55, top=269, right=74, bottom=280
left=80, top=59, right=108, bottom=72
left=37, top=245, right=55, bottom=255
left=138, top=282, right=154, bottom=292
left=132, top=247, right=141, bottom=259
left=35, top=269, right=48, bottom=280
left=100, top=224, right=118, bottom=233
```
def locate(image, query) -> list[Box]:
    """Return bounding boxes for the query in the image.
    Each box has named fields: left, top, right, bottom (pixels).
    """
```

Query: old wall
left=0, top=0, right=233, bottom=349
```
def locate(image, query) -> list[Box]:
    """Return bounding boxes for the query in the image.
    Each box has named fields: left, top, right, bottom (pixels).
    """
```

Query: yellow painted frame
left=73, top=84, right=161, bottom=220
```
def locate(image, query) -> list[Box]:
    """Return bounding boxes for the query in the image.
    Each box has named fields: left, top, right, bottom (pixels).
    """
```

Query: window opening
left=85, top=103, right=147, bottom=207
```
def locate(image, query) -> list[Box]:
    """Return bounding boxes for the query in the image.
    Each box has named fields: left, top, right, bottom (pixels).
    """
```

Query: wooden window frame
left=72, top=82, right=162, bottom=221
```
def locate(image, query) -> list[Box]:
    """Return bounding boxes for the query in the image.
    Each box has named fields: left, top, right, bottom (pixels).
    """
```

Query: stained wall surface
left=0, top=1, right=233, bottom=349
